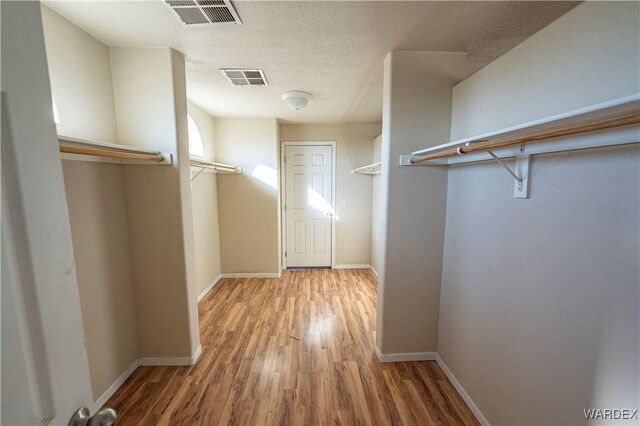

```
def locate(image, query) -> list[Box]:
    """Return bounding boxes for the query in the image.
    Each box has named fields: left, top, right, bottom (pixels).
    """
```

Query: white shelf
left=190, top=158, right=242, bottom=176
left=351, top=162, right=381, bottom=175
left=410, top=94, right=640, bottom=158
left=399, top=94, right=640, bottom=199
left=405, top=126, right=639, bottom=167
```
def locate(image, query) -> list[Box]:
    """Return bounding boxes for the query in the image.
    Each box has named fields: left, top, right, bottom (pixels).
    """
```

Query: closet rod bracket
left=487, top=144, right=530, bottom=199
left=513, top=144, right=531, bottom=199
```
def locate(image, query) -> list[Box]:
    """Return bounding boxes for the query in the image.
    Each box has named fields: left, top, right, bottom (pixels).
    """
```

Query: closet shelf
left=190, top=158, right=242, bottom=175
left=351, top=162, right=381, bottom=175
left=59, top=135, right=172, bottom=165
left=399, top=94, right=640, bottom=199
left=401, top=95, right=640, bottom=167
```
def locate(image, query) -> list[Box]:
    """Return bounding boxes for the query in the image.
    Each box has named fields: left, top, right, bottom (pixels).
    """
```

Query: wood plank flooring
left=106, top=269, right=478, bottom=425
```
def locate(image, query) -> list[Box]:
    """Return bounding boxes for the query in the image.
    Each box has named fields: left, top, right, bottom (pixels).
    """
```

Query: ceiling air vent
left=165, top=0, right=242, bottom=27
left=220, top=69, right=268, bottom=86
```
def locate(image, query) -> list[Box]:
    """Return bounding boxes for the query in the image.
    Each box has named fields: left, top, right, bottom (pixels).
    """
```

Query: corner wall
left=439, top=2, right=640, bottom=424
left=41, top=5, right=138, bottom=400
left=214, top=118, right=280, bottom=274
left=188, top=101, right=222, bottom=297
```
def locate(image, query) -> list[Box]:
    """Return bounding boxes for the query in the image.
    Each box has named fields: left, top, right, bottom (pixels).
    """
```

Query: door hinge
left=284, top=155, right=286, bottom=163
left=284, top=204, right=287, bottom=211
left=285, top=251, right=287, bottom=257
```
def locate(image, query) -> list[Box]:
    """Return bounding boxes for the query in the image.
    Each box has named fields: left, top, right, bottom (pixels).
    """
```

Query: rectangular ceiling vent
left=165, top=0, right=242, bottom=27
left=220, top=69, right=268, bottom=86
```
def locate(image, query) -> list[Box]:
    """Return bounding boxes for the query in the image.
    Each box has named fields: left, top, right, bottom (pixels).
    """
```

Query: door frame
left=280, top=141, right=337, bottom=269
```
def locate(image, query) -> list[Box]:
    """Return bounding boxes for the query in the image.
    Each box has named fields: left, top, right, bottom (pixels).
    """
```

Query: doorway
left=281, top=142, right=336, bottom=268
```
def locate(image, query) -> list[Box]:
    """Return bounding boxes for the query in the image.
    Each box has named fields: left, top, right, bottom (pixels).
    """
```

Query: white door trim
left=281, top=141, right=337, bottom=269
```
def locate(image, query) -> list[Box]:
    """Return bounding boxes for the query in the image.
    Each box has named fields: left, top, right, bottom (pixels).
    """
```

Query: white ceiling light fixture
left=282, top=91, right=313, bottom=111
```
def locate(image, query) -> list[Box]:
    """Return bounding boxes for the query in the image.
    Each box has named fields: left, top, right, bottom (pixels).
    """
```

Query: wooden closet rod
left=59, top=143, right=165, bottom=162
left=410, top=109, right=640, bottom=164
left=190, top=159, right=239, bottom=172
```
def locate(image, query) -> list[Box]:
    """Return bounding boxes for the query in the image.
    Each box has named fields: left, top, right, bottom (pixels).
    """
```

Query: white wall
left=450, top=1, right=640, bottom=141
left=188, top=101, right=222, bottom=297
left=377, top=51, right=467, bottom=355
left=214, top=118, right=280, bottom=274
left=41, top=5, right=118, bottom=143
left=61, top=162, right=138, bottom=399
left=41, top=5, right=138, bottom=401
left=439, top=2, right=640, bottom=424
left=441, top=147, right=639, bottom=425
left=370, top=134, right=382, bottom=275
left=279, top=124, right=382, bottom=266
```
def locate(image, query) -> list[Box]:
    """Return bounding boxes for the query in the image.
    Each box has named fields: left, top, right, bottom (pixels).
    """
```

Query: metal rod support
left=488, top=151, right=522, bottom=183
left=191, top=166, right=206, bottom=182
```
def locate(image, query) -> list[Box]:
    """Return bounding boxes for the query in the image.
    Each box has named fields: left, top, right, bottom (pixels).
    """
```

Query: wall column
left=110, top=47, right=200, bottom=360
left=377, top=51, right=467, bottom=356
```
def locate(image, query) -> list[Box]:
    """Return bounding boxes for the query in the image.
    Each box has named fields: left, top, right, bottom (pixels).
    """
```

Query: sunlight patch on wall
left=188, top=115, right=205, bottom=158
left=252, top=165, right=277, bottom=190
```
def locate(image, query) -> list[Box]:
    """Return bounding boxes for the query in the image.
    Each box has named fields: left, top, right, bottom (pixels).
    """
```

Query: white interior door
left=1, top=3, right=94, bottom=424
left=284, top=145, right=333, bottom=267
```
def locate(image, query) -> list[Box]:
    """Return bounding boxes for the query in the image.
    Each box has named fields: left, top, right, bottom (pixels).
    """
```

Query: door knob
left=69, top=407, right=117, bottom=426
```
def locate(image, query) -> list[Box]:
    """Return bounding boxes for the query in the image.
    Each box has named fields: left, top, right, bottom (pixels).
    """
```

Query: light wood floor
left=106, top=269, right=478, bottom=425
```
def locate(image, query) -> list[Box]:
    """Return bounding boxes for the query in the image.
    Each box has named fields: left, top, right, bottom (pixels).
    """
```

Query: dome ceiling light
left=282, top=91, right=312, bottom=111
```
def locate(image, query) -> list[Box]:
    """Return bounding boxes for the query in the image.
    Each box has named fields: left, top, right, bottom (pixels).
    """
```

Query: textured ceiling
left=44, top=1, right=579, bottom=124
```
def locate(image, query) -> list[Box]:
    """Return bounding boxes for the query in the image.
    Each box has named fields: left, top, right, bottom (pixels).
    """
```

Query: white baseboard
left=221, top=272, right=281, bottom=278
left=372, top=348, right=488, bottom=424
left=191, top=344, right=202, bottom=363
left=370, top=266, right=379, bottom=277
left=91, top=358, right=139, bottom=412
left=333, top=264, right=373, bottom=270
left=91, top=346, right=202, bottom=410
left=197, top=274, right=222, bottom=303
left=436, top=354, right=490, bottom=426
left=374, top=345, right=437, bottom=362
left=139, top=344, right=202, bottom=367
